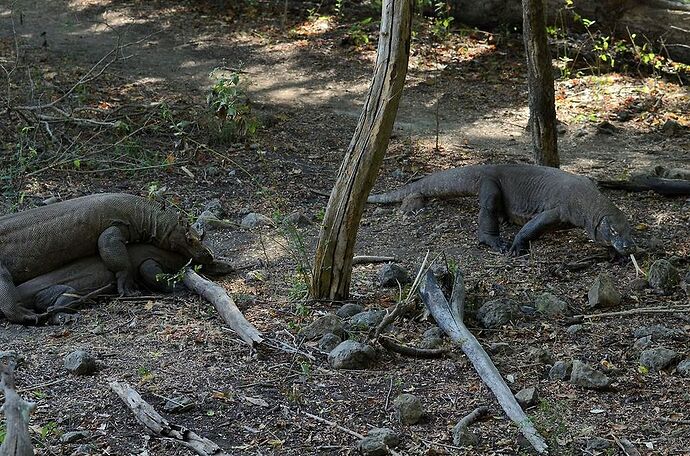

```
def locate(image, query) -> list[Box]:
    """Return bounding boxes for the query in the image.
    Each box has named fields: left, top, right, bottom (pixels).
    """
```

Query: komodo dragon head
left=594, top=212, right=636, bottom=255
left=167, top=222, right=214, bottom=265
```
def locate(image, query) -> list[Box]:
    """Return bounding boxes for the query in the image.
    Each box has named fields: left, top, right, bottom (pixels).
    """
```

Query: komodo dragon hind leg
left=477, top=179, right=510, bottom=252
left=0, top=262, right=40, bottom=324
left=138, top=259, right=184, bottom=293
left=34, top=285, right=80, bottom=314
left=508, top=208, right=563, bottom=256
left=98, top=226, right=138, bottom=296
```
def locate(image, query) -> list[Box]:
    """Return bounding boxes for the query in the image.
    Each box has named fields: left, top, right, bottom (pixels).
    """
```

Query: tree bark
left=522, top=0, right=559, bottom=167
left=310, top=0, right=413, bottom=300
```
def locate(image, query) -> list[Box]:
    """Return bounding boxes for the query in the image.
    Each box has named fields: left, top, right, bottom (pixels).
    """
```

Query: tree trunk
left=522, top=0, right=559, bottom=168
left=310, top=0, right=413, bottom=300
left=448, top=0, right=690, bottom=63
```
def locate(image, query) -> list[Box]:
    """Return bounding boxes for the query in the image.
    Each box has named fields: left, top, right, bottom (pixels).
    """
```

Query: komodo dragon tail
left=367, top=166, right=484, bottom=204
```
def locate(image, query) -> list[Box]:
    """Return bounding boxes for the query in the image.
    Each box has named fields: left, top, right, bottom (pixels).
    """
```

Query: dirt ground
left=1, top=1, right=689, bottom=455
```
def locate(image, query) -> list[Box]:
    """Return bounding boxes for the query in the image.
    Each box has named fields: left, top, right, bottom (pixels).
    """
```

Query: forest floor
left=1, top=1, right=689, bottom=455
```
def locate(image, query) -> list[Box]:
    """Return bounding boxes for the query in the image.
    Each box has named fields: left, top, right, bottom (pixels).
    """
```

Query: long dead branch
left=182, top=268, right=263, bottom=347
left=110, top=382, right=228, bottom=456
left=379, top=336, right=447, bottom=359
left=419, top=269, right=548, bottom=454
left=0, top=352, right=35, bottom=456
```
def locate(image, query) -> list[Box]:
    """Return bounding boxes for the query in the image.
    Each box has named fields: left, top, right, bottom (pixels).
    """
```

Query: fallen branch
left=452, top=405, right=490, bottom=445
left=0, top=351, right=35, bottom=456
left=379, top=336, right=447, bottom=359
left=182, top=268, right=263, bottom=347
left=419, top=269, right=548, bottom=454
left=110, top=382, right=228, bottom=456
left=578, top=305, right=690, bottom=320
left=352, top=255, right=397, bottom=265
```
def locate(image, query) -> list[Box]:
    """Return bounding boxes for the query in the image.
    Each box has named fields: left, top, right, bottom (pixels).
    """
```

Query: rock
left=245, top=269, right=268, bottom=283
left=534, top=292, right=568, bottom=316
left=515, top=387, right=538, bottom=408
left=596, top=120, right=617, bottom=134
left=566, top=324, right=584, bottom=335
left=64, top=350, right=98, bottom=376
left=357, top=438, right=388, bottom=456
left=378, top=264, right=410, bottom=288
left=639, top=347, right=679, bottom=371
left=241, top=212, right=274, bottom=228
left=549, top=360, right=573, bottom=380
left=633, top=324, right=685, bottom=340
left=526, top=347, right=553, bottom=365
left=328, top=340, right=376, bottom=370
left=318, top=333, right=342, bottom=353
left=648, top=259, right=679, bottom=294
left=194, top=210, right=234, bottom=231
left=452, top=422, right=479, bottom=447
left=661, top=119, right=684, bottom=136
left=587, top=273, right=622, bottom=308
left=419, top=327, right=444, bottom=349
left=349, top=310, right=387, bottom=331
left=586, top=437, right=613, bottom=451
left=299, top=313, right=345, bottom=340
left=633, top=336, right=652, bottom=351
left=163, top=395, right=195, bottom=413
left=570, top=360, right=611, bottom=390
left=393, top=393, right=423, bottom=425
left=285, top=211, right=311, bottom=227
left=676, top=359, right=690, bottom=376
left=358, top=427, right=400, bottom=454
left=629, top=278, right=649, bottom=291
left=488, top=342, right=513, bottom=355
left=476, top=299, right=518, bottom=329
left=60, top=430, right=91, bottom=444
left=368, top=428, right=399, bottom=447
left=336, top=303, right=364, bottom=318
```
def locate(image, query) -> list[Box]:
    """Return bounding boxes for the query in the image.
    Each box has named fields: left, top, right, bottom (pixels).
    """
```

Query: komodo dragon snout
left=595, top=215, right=636, bottom=255
left=168, top=222, right=214, bottom=265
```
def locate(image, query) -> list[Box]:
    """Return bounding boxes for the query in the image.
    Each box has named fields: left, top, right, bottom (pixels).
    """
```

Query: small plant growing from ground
left=206, top=69, right=259, bottom=142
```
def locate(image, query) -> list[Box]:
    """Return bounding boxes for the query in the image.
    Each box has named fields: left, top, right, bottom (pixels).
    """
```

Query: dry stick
left=352, top=255, right=397, bottom=265
left=452, top=405, right=490, bottom=444
left=612, top=435, right=641, bottom=456
left=0, top=352, right=35, bottom=456
left=419, top=270, right=548, bottom=454
left=110, top=382, right=228, bottom=456
left=378, top=336, right=447, bottom=359
left=579, top=305, right=690, bottom=320
left=182, top=268, right=263, bottom=347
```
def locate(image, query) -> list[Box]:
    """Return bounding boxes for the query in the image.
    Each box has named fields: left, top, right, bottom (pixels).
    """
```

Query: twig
left=379, top=336, right=447, bottom=358
left=452, top=405, right=490, bottom=445
left=352, top=255, right=397, bottom=265
left=578, top=305, right=690, bottom=320
left=612, top=435, right=641, bottom=456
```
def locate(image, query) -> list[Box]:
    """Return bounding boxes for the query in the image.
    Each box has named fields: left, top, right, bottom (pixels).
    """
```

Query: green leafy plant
left=347, top=18, right=373, bottom=47
left=207, top=70, right=259, bottom=142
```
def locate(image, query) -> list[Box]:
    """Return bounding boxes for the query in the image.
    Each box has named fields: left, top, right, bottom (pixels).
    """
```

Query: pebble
left=299, top=313, right=345, bottom=340
left=393, top=393, right=423, bottom=425
left=64, top=350, right=98, bottom=376
left=318, top=333, right=342, bottom=353
left=240, top=212, right=274, bottom=228
left=648, top=259, right=679, bottom=294
left=349, top=310, right=387, bottom=331
left=566, top=324, right=584, bottom=335
left=60, top=430, right=91, bottom=444
left=587, top=273, right=622, bottom=308
left=570, top=360, right=611, bottom=390
left=163, top=395, right=195, bottom=413
left=549, top=360, right=573, bottom=380
left=358, top=427, right=400, bottom=455
left=336, top=303, right=364, bottom=318
left=534, top=292, right=568, bottom=316
left=476, top=299, right=518, bottom=329
left=639, top=347, right=679, bottom=371
left=676, top=359, right=690, bottom=376
left=328, top=340, right=376, bottom=370
left=632, top=336, right=652, bottom=351
left=284, top=211, right=311, bottom=227
left=378, top=264, right=411, bottom=288
left=515, top=387, right=538, bottom=408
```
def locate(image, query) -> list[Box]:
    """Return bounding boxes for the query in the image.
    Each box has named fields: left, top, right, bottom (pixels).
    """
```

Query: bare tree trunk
left=310, top=0, right=413, bottom=300
left=522, top=0, right=559, bottom=167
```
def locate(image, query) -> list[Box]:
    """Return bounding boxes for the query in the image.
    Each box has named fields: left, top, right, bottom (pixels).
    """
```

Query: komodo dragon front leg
left=477, top=179, right=510, bottom=252
left=98, top=226, right=138, bottom=296
left=508, top=209, right=565, bottom=256
left=0, top=263, right=40, bottom=324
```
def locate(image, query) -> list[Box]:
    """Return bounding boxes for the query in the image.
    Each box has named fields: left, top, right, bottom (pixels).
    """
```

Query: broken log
left=0, top=352, right=35, bottom=456
left=110, top=382, right=228, bottom=456
left=598, top=175, right=690, bottom=196
left=419, top=269, right=548, bottom=453
left=182, top=268, right=263, bottom=347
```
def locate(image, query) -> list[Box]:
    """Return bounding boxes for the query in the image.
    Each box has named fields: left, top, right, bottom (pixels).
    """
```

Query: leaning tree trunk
left=310, top=0, right=413, bottom=301
left=522, top=0, right=559, bottom=168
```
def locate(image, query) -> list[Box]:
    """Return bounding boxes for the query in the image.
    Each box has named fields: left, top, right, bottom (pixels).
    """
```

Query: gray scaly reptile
left=368, top=164, right=635, bottom=255
left=0, top=193, right=213, bottom=324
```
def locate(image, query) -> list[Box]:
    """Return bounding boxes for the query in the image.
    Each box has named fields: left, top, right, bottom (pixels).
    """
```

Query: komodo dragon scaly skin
left=17, top=244, right=187, bottom=315
left=0, top=193, right=213, bottom=324
left=368, top=164, right=636, bottom=255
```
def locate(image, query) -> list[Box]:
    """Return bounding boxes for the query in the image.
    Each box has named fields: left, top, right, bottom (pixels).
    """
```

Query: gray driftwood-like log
left=110, top=382, right=228, bottom=456
left=310, top=0, right=413, bottom=300
left=182, top=268, right=263, bottom=347
left=0, top=352, right=35, bottom=456
left=522, top=0, right=559, bottom=167
left=419, top=270, right=548, bottom=453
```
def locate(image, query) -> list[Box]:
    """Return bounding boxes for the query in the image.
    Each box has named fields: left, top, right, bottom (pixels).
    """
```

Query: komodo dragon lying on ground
left=0, top=193, right=214, bottom=324
left=17, top=244, right=186, bottom=317
left=598, top=165, right=690, bottom=196
left=368, top=164, right=636, bottom=256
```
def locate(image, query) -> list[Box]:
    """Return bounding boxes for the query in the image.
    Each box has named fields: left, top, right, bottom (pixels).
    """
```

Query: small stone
left=328, top=340, right=376, bottom=370
left=596, top=120, right=617, bottom=134
left=378, top=264, right=410, bottom=288
left=648, top=259, right=679, bottom=294
left=476, top=299, right=518, bottom=329
left=419, top=327, right=444, bottom=349
left=202, top=198, right=223, bottom=217
left=639, top=347, right=679, bottom=371
left=393, top=393, right=423, bottom=425
left=566, top=324, right=584, bottom=335
left=633, top=336, right=652, bottom=351
left=629, top=278, right=649, bottom=291
left=549, top=360, right=573, bottom=380
left=526, top=347, right=553, bottom=365
left=633, top=324, right=684, bottom=340
left=676, top=359, right=690, bottom=376
left=588, top=273, right=622, bottom=308
left=245, top=269, right=268, bottom=283
left=534, top=292, right=568, bottom=316
left=299, top=313, right=345, bottom=340
left=452, top=423, right=479, bottom=447
left=240, top=212, right=274, bottom=228
left=357, top=438, right=388, bottom=456
left=515, top=387, right=538, bottom=408
left=367, top=428, right=399, bottom=448
left=64, top=350, right=98, bottom=376
left=570, top=360, right=611, bottom=390
left=488, top=342, right=513, bottom=355
left=284, top=212, right=311, bottom=227
left=163, top=395, right=195, bottom=413
left=586, top=437, right=613, bottom=451
left=336, top=303, right=364, bottom=318
left=60, top=430, right=90, bottom=444
left=349, top=310, right=387, bottom=331
left=318, top=333, right=342, bottom=353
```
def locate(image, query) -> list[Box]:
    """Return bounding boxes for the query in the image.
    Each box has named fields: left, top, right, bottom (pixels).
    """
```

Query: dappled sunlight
left=290, top=15, right=336, bottom=37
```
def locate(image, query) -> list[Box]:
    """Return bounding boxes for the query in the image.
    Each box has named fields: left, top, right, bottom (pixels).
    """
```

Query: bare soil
left=1, top=1, right=689, bottom=455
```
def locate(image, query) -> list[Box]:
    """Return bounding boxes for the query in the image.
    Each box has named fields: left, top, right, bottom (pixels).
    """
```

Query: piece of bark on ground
left=110, top=381, right=229, bottom=456
left=419, top=269, right=548, bottom=454
left=0, top=351, right=35, bottom=456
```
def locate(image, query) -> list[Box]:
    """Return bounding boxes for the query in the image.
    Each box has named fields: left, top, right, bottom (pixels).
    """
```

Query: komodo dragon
left=368, top=164, right=636, bottom=256
left=0, top=193, right=213, bottom=324
left=598, top=165, right=690, bottom=196
left=16, top=244, right=186, bottom=316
